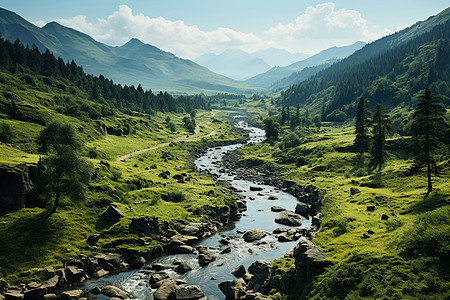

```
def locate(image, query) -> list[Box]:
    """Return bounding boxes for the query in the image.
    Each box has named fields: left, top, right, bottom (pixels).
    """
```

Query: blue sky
left=1, top=1, right=449, bottom=58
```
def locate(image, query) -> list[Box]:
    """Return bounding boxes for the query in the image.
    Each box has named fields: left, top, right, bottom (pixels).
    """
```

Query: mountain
left=0, top=8, right=260, bottom=94
left=279, top=7, right=450, bottom=121
left=194, top=49, right=271, bottom=81
left=251, top=48, right=309, bottom=67
left=244, top=41, right=366, bottom=88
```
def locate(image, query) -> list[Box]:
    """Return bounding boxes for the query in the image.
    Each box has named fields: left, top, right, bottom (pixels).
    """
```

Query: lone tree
left=369, top=104, right=391, bottom=171
left=263, top=117, right=279, bottom=140
left=410, top=88, right=447, bottom=193
left=38, top=121, right=93, bottom=214
left=354, top=97, right=371, bottom=166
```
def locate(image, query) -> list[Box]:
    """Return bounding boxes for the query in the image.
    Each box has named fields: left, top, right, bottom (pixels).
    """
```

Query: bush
left=297, top=156, right=308, bottom=166
left=0, top=121, right=14, bottom=143
left=88, top=148, right=100, bottom=158
left=400, top=206, right=450, bottom=260
left=161, top=192, right=186, bottom=202
left=281, top=132, right=301, bottom=149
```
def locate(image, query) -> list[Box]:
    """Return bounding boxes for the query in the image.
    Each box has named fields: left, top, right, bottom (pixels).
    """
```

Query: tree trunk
left=51, top=173, right=61, bottom=214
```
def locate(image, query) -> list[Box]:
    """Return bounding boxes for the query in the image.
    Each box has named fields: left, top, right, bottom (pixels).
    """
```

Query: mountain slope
left=0, top=8, right=259, bottom=94
left=251, top=48, right=309, bottom=67
left=244, top=41, right=366, bottom=88
left=279, top=8, right=450, bottom=120
left=194, top=49, right=271, bottom=81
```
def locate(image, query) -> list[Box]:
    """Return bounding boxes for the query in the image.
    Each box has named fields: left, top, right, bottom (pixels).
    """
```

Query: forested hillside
left=280, top=16, right=450, bottom=121
left=0, top=33, right=210, bottom=120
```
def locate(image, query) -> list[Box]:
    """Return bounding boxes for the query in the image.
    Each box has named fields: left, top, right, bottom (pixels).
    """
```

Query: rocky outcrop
left=0, top=163, right=39, bottom=210
left=293, top=239, right=328, bottom=290
left=101, top=205, right=125, bottom=222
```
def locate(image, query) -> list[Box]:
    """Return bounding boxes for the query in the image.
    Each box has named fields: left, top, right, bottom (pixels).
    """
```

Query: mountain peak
left=123, top=38, right=144, bottom=47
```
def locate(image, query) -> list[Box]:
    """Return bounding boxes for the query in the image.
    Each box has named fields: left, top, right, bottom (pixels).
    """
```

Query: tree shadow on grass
left=0, top=209, right=68, bottom=275
left=405, top=191, right=449, bottom=214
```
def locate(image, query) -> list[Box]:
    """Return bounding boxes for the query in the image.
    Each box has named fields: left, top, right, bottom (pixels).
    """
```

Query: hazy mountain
left=279, top=7, right=450, bottom=120
left=194, top=49, right=271, bottom=81
left=244, top=41, right=366, bottom=88
left=251, top=48, right=309, bottom=67
left=0, top=8, right=260, bottom=94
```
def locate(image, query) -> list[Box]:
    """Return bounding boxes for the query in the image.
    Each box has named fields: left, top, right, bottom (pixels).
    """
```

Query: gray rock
left=295, top=203, right=310, bottom=217
left=381, top=214, right=389, bottom=220
left=294, top=239, right=327, bottom=290
left=42, top=275, right=59, bottom=291
left=101, top=205, right=125, bottom=222
left=167, top=244, right=195, bottom=254
left=180, top=223, right=204, bottom=237
left=92, top=268, right=109, bottom=278
left=198, top=253, right=216, bottom=266
left=249, top=186, right=263, bottom=191
left=101, top=286, right=129, bottom=299
left=150, top=272, right=170, bottom=288
left=278, top=234, right=294, bottom=242
left=89, top=287, right=101, bottom=294
left=61, top=289, right=84, bottom=300
left=243, top=229, right=267, bottom=242
left=4, top=291, right=23, bottom=300
left=248, top=260, right=271, bottom=291
left=150, top=263, right=167, bottom=271
left=153, top=280, right=176, bottom=300
left=130, top=257, right=145, bottom=269
left=366, top=206, right=375, bottom=212
left=94, top=253, right=122, bottom=269
left=220, top=247, right=231, bottom=254
left=172, top=285, right=205, bottom=300
left=231, top=265, right=246, bottom=277
left=170, top=235, right=198, bottom=246
left=272, top=227, right=289, bottom=234
left=43, top=294, right=57, bottom=300
left=275, top=211, right=302, bottom=226
left=175, top=260, right=192, bottom=274
left=270, top=206, right=285, bottom=212
left=65, top=266, right=84, bottom=283
left=218, top=280, right=246, bottom=300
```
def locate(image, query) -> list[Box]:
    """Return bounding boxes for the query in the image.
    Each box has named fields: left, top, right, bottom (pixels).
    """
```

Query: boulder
left=150, top=263, right=167, bottom=271
left=249, top=186, right=263, bottom=191
left=89, top=287, right=101, bottom=294
left=4, top=291, right=24, bottom=300
left=198, top=253, right=216, bottom=266
left=295, top=203, right=310, bottom=217
left=101, top=205, right=125, bottom=222
left=243, top=229, right=267, bottom=242
left=278, top=235, right=294, bottom=242
left=172, top=285, right=205, bottom=300
left=92, top=269, right=109, bottom=278
left=218, top=280, right=246, bottom=300
left=153, top=280, right=176, bottom=300
left=86, top=234, right=101, bottom=246
left=180, top=223, right=204, bottom=238
left=270, top=206, right=285, bottom=212
left=101, top=286, right=129, bottom=299
left=61, top=289, right=84, bottom=300
left=129, top=257, right=145, bottom=269
left=350, top=187, right=361, bottom=195
left=231, top=265, right=246, bottom=277
left=167, top=244, right=195, bottom=254
left=94, top=253, right=122, bottom=269
left=42, top=275, right=59, bottom=290
left=311, top=215, right=321, bottom=228
left=220, top=247, right=231, bottom=254
left=130, top=217, right=160, bottom=235
left=293, top=239, right=327, bottom=290
left=24, top=286, right=47, bottom=299
left=236, top=200, right=247, bottom=211
left=272, top=227, right=289, bottom=234
left=65, top=266, right=84, bottom=283
left=247, top=260, right=271, bottom=291
left=43, top=294, right=57, bottom=300
left=150, top=272, right=170, bottom=288
left=381, top=214, right=389, bottom=220
left=366, top=206, right=375, bottom=212
left=175, top=260, right=192, bottom=274
left=268, top=196, right=277, bottom=200
left=170, top=235, right=198, bottom=246
left=275, top=211, right=302, bottom=226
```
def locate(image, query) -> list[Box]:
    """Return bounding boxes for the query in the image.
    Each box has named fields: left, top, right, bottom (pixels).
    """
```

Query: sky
left=1, top=1, right=449, bottom=59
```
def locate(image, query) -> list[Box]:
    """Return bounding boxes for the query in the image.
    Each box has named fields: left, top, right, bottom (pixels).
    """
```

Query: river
left=83, top=116, right=310, bottom=299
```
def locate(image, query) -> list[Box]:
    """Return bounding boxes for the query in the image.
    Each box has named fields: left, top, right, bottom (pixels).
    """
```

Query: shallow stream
left=83, top=116, right=310, bottom=299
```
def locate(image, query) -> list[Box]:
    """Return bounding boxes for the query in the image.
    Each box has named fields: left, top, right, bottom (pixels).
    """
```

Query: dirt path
left=115, top=125, right=216, bottom=162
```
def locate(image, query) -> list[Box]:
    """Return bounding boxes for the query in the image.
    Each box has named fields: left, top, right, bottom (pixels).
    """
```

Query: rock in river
left=243, top=228, right=267, bottom=242
left=275, top=211, right=302, bottom=226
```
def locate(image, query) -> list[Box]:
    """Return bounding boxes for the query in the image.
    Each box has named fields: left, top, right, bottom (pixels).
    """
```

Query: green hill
left=279, top=7, right=450, bottom=120
left=0, top=8, right=259, bottom=95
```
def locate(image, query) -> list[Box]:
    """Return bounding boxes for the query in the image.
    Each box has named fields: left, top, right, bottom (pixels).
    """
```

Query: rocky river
left=82, top=116, right=318, bottom=300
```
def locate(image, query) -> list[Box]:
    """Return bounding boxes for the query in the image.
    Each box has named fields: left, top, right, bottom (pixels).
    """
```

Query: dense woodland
left=280, top=19, right=450, bottom=121
left=0, top=33, right=210, bottom=118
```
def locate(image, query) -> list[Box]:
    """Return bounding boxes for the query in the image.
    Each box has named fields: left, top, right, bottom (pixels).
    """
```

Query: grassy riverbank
left=0, top=106, right=242, bottom=285
left=235, top=122, right=449, bottom=299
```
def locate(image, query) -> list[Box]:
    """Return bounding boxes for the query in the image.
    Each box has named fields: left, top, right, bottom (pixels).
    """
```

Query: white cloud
left=51, top=5, right=273, bottom=58
left=38, top=3, right=392, bottom=59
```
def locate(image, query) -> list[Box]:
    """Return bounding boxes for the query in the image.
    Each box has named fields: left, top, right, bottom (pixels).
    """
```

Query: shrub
left=282, top=132, right=301, bottom=149
left=161, top=192, right=186, bottom=202
left=0, top=121, right=14, bottom=143
left=297, top=156, right=308, bottom=166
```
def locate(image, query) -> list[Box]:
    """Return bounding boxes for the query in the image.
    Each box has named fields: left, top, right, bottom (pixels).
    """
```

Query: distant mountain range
left=194, top=49, right=271, bottom=81
left=251, top=48, right=310, bottom=67
left=244, top=41, right=366, bottom=88
left=0, top=8, right=260, bottom=94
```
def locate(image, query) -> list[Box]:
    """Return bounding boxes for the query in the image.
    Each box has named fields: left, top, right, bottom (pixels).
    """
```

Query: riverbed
left=83, top=117, right=310, bottom=299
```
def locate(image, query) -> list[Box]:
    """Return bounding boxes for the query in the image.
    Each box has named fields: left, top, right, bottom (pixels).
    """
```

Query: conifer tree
left=369, top=104, right=391, bottom=171
left=410, top=88, right=447, bottom=193
left=354, top=97, right=370, bottom=166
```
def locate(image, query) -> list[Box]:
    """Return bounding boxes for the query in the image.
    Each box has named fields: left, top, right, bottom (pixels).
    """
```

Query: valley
left=0, top=3, right=449, bottom=300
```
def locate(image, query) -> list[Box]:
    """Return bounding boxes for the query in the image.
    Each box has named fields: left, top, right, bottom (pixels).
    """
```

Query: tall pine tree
left=354, top=97, right=370, bottom=166
left=369, top=104, right=391, bottom=171
left=410, top=88, right=447, bottom=193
